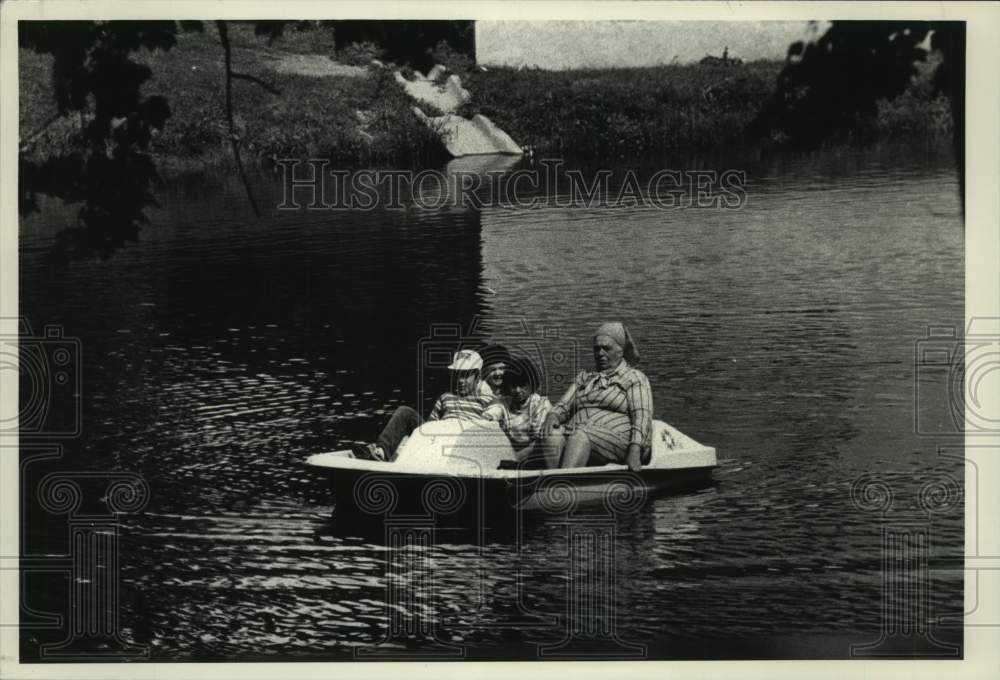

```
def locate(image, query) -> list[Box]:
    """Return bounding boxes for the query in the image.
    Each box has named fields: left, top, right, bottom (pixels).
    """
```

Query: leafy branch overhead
left=18, top=21, right=191, bottom=260
left=756, top=20, right=965, bottom=208
left=18, top=20, right=286, bottom=261
left=215, top=20, right=284, bottom=218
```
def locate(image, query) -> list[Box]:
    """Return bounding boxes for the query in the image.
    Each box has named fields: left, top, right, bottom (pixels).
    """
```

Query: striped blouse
left=429, top=391, right=497, bottom=422
left=549, top=361, right=654, bottom=448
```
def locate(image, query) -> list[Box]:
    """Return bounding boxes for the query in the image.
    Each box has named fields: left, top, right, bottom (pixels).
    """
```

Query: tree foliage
left=19, top=21, right=201, bottom=260
left=756, top=21, right=965, bottom=208
left=19, top=19, right=478, bottom=261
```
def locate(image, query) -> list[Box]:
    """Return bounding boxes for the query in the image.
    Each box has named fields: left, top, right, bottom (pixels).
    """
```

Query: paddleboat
left=305, top=419, right=716, bottom=517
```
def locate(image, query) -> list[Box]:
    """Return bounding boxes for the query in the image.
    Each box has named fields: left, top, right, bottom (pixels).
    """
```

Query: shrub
left=429, top=40, right=473, bottom=79
left=461, top=61, right=782, bottom=156
left=876, top=91, right=953, bottom=137
left=337, top=41, right=385, bottom=67
left=359, top=68, right=448, bottom=164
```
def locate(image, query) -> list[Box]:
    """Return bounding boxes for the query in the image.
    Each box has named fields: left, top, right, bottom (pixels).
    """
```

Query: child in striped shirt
left=493, top=366, right=551, bottom=448
left=352, top=349, right=497, bottom=461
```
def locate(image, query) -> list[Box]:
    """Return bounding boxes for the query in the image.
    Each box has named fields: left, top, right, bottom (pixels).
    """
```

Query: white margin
left=1, top=2, right=998, bottom=680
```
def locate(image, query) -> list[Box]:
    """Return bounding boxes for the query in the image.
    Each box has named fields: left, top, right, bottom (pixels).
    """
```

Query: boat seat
left=393, top=418, right=517, bottom=473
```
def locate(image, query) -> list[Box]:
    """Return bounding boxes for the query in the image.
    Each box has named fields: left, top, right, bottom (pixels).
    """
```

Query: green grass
left=461, top=61, right=786, bottom=156
left=463, top=60, right=953, bottom=156
left=19, top=23, right=953, bottom=170
left=19, top=23, right=446, bottom=170
left=142, top=25, right=445, bottom=167
left=873, top=58, right=954, bottom=139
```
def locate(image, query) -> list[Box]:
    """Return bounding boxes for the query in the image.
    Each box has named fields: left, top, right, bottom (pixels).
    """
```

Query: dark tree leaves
left=20, top=20, right=190, bottom=261
left=18, top=19, right=305, bottom=261
left=929, top=23, right=965, bottom=209
left=755, top=20, right=965, bottom=211
left=254, top=20, right=290, bottom=43
left=758, top=21, right=937, bottom=143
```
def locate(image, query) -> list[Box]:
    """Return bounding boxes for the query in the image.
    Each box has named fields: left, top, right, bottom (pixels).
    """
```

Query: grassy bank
left=20, top=23, right=953, bottom=170
left=19, top=23, right=447, bottom=170
left=461, top=61, right=783, bottom=156
left=461, top=59, right=953, bottom=157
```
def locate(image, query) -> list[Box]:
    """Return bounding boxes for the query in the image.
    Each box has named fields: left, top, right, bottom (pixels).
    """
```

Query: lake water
left=19, top=140, right=965, bottom=660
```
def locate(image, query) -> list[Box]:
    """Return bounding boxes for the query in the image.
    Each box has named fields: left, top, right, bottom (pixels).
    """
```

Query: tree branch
left=19, top=113, right=66, bottom=152
left=231, top=72, right=282, bottom=96
left=216, top=20, right=261, bottom=218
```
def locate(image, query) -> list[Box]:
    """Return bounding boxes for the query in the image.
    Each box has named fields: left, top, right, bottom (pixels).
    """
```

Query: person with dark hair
left=481, top=354, right=552, bottom=465
left=477, top=342, right=511, bottom=397
left=540, top=322, right=653, bottom=472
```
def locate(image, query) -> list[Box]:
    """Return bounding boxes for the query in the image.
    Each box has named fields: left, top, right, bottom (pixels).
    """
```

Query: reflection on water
left=19, top=141, right=963, bottom=659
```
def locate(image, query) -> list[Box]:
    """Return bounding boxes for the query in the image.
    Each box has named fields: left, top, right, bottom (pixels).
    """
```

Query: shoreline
left=19, top=24, right=954, bottom=173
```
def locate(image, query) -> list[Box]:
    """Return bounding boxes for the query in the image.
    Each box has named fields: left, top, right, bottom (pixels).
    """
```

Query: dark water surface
left=20, top=141, right=964, bottom=660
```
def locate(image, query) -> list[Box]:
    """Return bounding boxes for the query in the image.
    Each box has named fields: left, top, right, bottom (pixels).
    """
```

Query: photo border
left=2, top=1, right=997, bottom=678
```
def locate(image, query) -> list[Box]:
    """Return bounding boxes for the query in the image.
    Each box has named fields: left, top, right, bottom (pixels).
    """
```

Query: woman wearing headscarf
left=540, top=322, right=653, bottom=472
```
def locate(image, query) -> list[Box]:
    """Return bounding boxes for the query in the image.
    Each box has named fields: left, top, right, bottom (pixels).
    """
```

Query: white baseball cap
left=447, top=349, right=483, bottom=371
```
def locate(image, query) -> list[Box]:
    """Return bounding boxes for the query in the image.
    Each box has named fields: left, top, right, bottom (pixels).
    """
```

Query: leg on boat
left=559, top=430, right=592, bottom=469
left=375, top=405, right=422, bottom=461
left=541, top=427, right=567, bottom=469
left=512, top=441, right=548, bottom=469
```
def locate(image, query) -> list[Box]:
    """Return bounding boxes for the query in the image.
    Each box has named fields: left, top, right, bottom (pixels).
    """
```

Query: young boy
left=490, top=363, right=552, bottom=463
left=352, top=349, right=497, bottom=461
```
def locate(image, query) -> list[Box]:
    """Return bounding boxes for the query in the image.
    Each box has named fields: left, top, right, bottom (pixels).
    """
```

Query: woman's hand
left=540, top=412, right=561, bottom=439
left=625, top=443, right=643, bottom=473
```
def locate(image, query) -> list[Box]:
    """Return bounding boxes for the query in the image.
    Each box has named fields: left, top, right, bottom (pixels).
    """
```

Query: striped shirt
left=492, top=393, right=552, bottom=447
left=550, top=361, right=654, bottom=449
left=429, top=391, right=497, bottom=421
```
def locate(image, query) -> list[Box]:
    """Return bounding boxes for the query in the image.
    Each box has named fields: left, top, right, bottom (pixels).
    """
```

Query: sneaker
left=350, top=443, right=387, bottom=462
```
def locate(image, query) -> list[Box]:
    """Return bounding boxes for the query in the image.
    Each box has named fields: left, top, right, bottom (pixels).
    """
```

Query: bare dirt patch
left=268, top=54, right=368, bottom=78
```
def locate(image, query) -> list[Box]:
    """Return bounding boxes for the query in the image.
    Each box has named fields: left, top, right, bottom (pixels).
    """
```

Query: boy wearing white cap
left=352, top=349, right=498, bottom=461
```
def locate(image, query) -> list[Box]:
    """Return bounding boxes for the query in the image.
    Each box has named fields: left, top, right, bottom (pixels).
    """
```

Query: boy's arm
left=429, top=395, right=444, bottom=421
left=483, top=400, right=507, bottom=427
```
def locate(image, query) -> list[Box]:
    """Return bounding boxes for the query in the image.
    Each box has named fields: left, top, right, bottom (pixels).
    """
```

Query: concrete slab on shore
left=398, top=66, right=522, bottom=157
left=414, top=109, right=522, bottom=157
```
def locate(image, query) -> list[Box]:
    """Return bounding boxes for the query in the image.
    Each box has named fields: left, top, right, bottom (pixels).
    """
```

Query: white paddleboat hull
left=305, top=419, right=716, bottom=515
